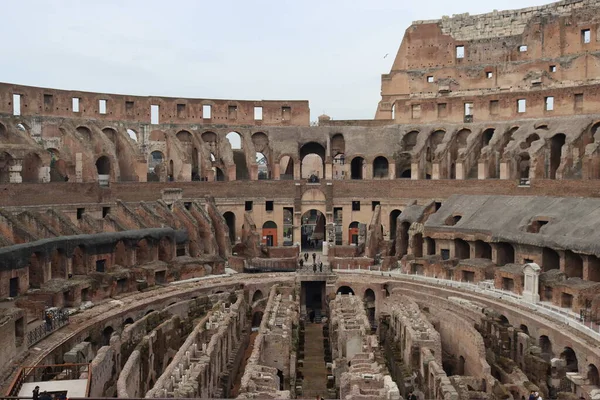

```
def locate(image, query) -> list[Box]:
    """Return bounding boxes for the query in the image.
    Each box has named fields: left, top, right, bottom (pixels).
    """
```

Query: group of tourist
left=529, top=391, right=543, bottom=400
left=299, top=252, right=324, bottom=272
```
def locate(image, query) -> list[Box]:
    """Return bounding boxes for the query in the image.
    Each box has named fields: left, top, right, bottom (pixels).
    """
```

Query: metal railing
left=27, top=309, right=70, bottom=347
left=335, top=268, right=600, bottom=342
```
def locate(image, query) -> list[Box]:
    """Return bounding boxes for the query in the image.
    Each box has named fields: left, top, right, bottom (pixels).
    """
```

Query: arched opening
left=126, top=129, right=138, bottom=142
left=482, top=128, right=495, bottom=147
left=168, top=160, right=174, bottom=181
left=389, top=210, right=402, bottom=240
left=215, top=167, right=225, bottom=181
left=350, top=157, right=365, bottom=180
left=496, top=242, right=515, bottom=265
left=364, top=289, right=376, bottom=327
left=474, top=240, right=492, bottom=259
left=400, top=168, right=411, bottom=178
left=191, top=147, right=200, bottom=181
left=276, top=369, right=284, bottom=390
left=148, top=151, right=164, bottom=181
left=226, top=132, right=242, bottom=149
left=102, top=127, right=117, bottom=143
left=425, top=237, right=436, bottom=255
left=262, top=221, right=277, bottom=247
left=498, top=315, right=510, bottom=326
left=175, top=130, right=192, bottom=143
left=302, top=209, right=325, bottom=250
left=542, top=248, right=560, bottom=272
left=50, top=249, right=67, bottom=280
left=412, top=233, right=423, bottom=257
left=337, top=286, right=355, bottom=295
left=96, top=156, right=110, bottom=175
left=256, top=152, right=269, bottom=180
left=587, top=364, right=599, bottom=386
left=539, top=335, right=553, bottom=361
left=283, top=208, right=294, bottom=246
left=226, top=132, right=249, bottom=180
left=22, top=153, right=42, bottom=183
left=122, top=318, right=134, bottom=328
left=373, top=156, right=389, bottom=179
left=114, top=241, right=127, bottom=267
left=252, top=290, right=263, bottom=303
left=71, top=245, right=86, bottom=275
left=76, top=126, right=91, bottom=142
left=279, top=155, right=294, bottom=180
left=521, top=133, right=540, bottom=149
left=454, top=239, right=470, bottom=260
left=519, top=324, right=530, bottom=335
left=251, top=311, right=263, bottom=328
left=136, top=239, right=151, bottom=265
left=565, top=250, right=583, bottom=278
left=102, top=326, right=114, bottom=346
left=300, top=142, right=325, bottom=179
left=458, top=356, right=466, bottom=375
left=518, top=153, right=530, bottom=180
left=48, top=149, right=68, bottom=182
left=560, top=347, right=578, bottom=372
left=403, top=131, right=419, bottom=151
left=158, top=237, right=172, bottom=262
left=348, top=221, right=360, bottom=246
left=549, top=133, right=566, bottom=179
left=0, top=123, right=6, bottom=138
left=223, top=212, right=236, bottom=243
left=0, top=152, right=13, bottom=183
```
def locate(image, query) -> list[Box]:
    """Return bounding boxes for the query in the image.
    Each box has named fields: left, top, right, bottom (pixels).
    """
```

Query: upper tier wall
left=0, top=82, right=310, bottom=126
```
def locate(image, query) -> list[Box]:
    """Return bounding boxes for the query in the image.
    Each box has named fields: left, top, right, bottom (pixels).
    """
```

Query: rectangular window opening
left=203, top=104, right=212, bottom=119
left=486, top=71, right=493, bottom=79
left=352, top=201, right=361, bottom=211
left=77, top=208, right=85, bottom=220
left=44, top=94, right=54, bottom=110
left=254, top=106, right=263, bottom=121
left=519, top=45, right=528, bottom=52
left=517, top=99, right=527, bottom=113
left=456, top=45, right=465, bottom=59
left=177, top=103, right=186, bottom=118
left=245, top=201, right=253, bottom=211
left=411, top=104, right=421, bottom=119
left=464, top=102, right=474, bottom=116
left=574, top=93, right=584, bottom=110
left=427, top=76, right=434, bottom=83
left=282, top=106, right=291, bottom=121
left=266, top=200, right=274, bottom=211
left=550, top=65, right=557, bottom=73
left=96, top=259, right=106, bottom=273
left=545, top=96, right=554, bottom=111
left=99, top=99, right=107, bottom=115
left=13, top=94, right=21, bottom=116
left=72, top=97, right=80, bottom=113
left=102, top=207, right=110, bottom=218
left=184, top=202, right=192, bottom=210
left=582, top=29, right=591, bottom=44
left=228, top=105, right=237, bottom=119
left=125, top=101, right=134, bottom=114
left=437, top=103, right=447, bottom=118
left=371, top=201, right=380, bottom=211
left=150, top=104, right=159, bottom=124
left=489, top=100, right=499, bottom=115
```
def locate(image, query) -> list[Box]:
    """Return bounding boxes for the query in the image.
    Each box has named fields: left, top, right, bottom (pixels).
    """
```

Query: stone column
left=455, top=162, right=465, bottom=180
left=432, top=162, right=440, bottom=179
left=478, top=161, right=488, bottom=179
left=411, top=162, right=420, bottom=180
left=499, top=161, right=510, bottom=179
left=293, top=160, right=301, bottom=180
left=8, top=159, right=22, bottom=183
left=388, top=163, right=396, bottom=179
left=325, top=161, right=333, bottom=180
left=273, top=162, right=280, bottom=180
left=75, top=153, right=83, bottom=182
left=522, top=263, right=541, bottom=303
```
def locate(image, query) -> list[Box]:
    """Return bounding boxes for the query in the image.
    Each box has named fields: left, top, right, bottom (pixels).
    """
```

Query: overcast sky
left=1, top=0, right=551, bottom=121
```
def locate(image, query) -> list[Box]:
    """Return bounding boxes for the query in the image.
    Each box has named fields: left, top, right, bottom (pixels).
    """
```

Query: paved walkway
left=301, top=323, right=329, bottom=399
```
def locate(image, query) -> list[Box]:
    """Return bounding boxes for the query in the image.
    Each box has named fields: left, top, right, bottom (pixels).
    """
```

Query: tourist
left=313, top=263, right=317, bottom=273
left=304, top=253, right=309, bottom=262
left=312, top=253, right=316, bottom=263
left=32, top=386, right=40, bottom=400
left=528, top=391, right=536, bottom=400
left=535, top=392, right=542, bottom=400
left=39, top=391, right=51, bottom=400
left=407, top=390, right=417, bottom=400
left=319, top=262, right=323, bottom=272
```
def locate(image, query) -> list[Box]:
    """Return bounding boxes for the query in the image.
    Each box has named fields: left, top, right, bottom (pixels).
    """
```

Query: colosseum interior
left=2, top=0, right=600, bottom=399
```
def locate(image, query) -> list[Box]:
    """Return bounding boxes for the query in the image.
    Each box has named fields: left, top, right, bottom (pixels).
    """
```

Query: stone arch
left=252, top=132, right=269, bottom=152
left=176, top=130, right=192, bottom=143
left=48, top=148, right=68, bottom=182
left=126, top=129, right=138, bottom=142
left=560, top=347, right=578, bottom=372
left=549, top=133, right=566, bottom=179
left=102, top=127, right=117, bottom=143
left=389, top=209, right=402, bottom=240
left=519, top=324, right=530, bottom=335
left=252, top=311, right=263, bottom=328
left=565, top=250, right=583, bottom=278
left=496, top=242, right=515, bottom=265
left=22, top=152, right=42, bottom=183
left=425, top=237, right=436, bottom=255
left=454, top=239, right=470, bottom=259
left=412, top=233, right=423, bottom=257
left=226, top=131, right=242, bottom=149
left=76, top=126, right=92, bottom=142
left=301, top=188, right=326, bottom=202
left=201, top=131, right=217, bottom=143
left=96, top=155, right=111, bottom=175
left=373, top=156, right=389, bottom=178
left=102, top=326, right=114, bottom=346
left=364, top=288, right=376, bottom=326
left=256, top=151, right=269, bottom=180
left=301, top=209, right=325, bottom=250
left=521, top=133, right=540, bottom=150
left=350, top=156, right=365, bottom=180
left=348, top=221, right=360, bottom=245
left=542, top=248, right=560, bottom=272
left=474, top=240, right=492, bottom=259
left=482, top=128, right=495, bottom=147
left=279, top=155, right=295, bottom=179
left=398, top=222, right=410, bottom=257
left=148, top=150, right=164, bottom=180
left=403, top=131, right=419, bottom=151
left=518, top=153, right=530, bottom=180
left=223, top=212, right=236, bottom=243
left=331, top=133, right=345, bottom=157
left=587, top=364, right=599, bottom=386
left=122, top=317, right=134, bottom=327
left=150, top=130, right=167, bottom=142
left=539, top=335, right=553, bottom=361
left=252, top=290, right=264, bottom=303
left=336, top=286, right=355, bottom=295
left=456, top=129, right=470, bottom=148
left=300, top=142, right=325, bottom=179
left=262, top=221, right=278, bottom=247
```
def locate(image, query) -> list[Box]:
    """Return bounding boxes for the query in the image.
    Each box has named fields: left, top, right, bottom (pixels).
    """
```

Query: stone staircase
left=300, top=323, right=330, bottom=398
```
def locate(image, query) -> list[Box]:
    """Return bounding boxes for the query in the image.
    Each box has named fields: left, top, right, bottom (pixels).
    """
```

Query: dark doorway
left=302, top=281, right=325, bottom=322
left=9, top=277, right=19, bottom=297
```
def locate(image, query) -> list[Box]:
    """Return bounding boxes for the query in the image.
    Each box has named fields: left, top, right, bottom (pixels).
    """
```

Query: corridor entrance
left=301, top=209, right=325, bottom=251
left=301, top=281, right=326, bottom=323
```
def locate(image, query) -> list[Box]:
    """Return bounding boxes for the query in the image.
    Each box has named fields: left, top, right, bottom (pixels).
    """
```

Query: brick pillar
left=273, top=162, right=280, bottom=180
left=388, top=163, right=396, bottom=179
left=75, top=152, right=83, bottom=182
left=411, top=162, right=420, bottom=180
left=8, top=159, right=22, bottom=183
left=455, top=162, right=465, bottom=180
left=432, top=162, right=440, bottom=180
